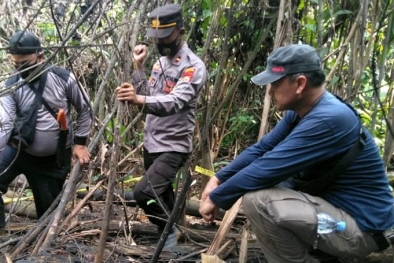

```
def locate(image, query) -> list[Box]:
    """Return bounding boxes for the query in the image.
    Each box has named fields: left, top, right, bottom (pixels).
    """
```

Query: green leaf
left=239, top=116, right=248, bottom=122
left=333, top=10, right=353, bottom=17
left=69, top=40, right=80, bottom=46
left=327, top=76, right=339, bottom=88
left=202, top=9, right=212, bottom=19
left=304, top=24, right=316, bottom=32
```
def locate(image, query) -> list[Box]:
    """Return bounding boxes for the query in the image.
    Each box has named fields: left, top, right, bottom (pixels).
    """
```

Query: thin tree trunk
left=258, top=0, right=290, bottom=140
left=94, top=0, right=138, bottom=260
left=325, top=8, right=362, bottom=87
left=200, top=3, right=233, bottom=191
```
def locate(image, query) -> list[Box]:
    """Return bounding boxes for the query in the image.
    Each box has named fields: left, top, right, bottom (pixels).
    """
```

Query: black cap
left=251, top=44, right=322, bottom=86
left=146, top=4, right=183, bottom=38
left=8, top=30, right=42, bottom=55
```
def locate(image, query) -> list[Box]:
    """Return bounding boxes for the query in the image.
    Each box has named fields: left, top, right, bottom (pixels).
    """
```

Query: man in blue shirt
left=199, top=44, right=394, bottom=262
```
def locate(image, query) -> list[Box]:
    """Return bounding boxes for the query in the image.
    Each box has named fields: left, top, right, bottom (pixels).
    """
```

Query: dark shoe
left=163, top=226, right=181, bottom=248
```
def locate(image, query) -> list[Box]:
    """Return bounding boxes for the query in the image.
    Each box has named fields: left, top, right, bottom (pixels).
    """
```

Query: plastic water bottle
left=317, top=213, right=346, bottom=234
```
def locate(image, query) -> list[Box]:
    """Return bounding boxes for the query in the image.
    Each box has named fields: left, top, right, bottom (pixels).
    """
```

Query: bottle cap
left=336, top=221, right=346, bottom=232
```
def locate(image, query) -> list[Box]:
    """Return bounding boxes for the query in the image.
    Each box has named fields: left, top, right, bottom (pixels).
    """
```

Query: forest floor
left=0, top=198, right=266, bottom=262
left=1, top=175, right=394, bottom=262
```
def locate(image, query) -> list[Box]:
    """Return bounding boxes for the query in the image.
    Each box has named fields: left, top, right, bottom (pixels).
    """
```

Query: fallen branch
left=207, top=198, right=242, bottom=255
left=9, top=195, right=58, bottom=257
left=57, top=179, right=105, bottom=237
left=95, top=0, right=138, bottom=260
left=39, top=162, right=82, bottom=250
left=0, top=237, right=21, bottom=249
left=215, top=239, right=236, bottom=260
left=201, top=198, right=242, bottom=263
left=2, top=195, right=247, bottom=223
left=239, top=223, right=250, bottom=263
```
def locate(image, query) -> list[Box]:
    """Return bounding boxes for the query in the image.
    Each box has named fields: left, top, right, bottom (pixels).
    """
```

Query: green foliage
left=106, top=118, right=126, bottom=143
left=2, top=0, right=394, bottom=166
left=352, top=69, right=389, bottom=155
left=222, top=106, right=259, bottom=149
left=37, top=22, right=56, bottom=41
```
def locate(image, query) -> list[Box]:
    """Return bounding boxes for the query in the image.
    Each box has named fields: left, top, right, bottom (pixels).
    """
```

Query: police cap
left=146, top=4, right=183, bottom=38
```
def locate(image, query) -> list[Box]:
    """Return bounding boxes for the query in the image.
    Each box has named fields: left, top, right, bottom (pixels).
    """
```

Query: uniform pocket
left=268, top=188, right=319, bottom=225
left=265, top=187, right=319, bottom=245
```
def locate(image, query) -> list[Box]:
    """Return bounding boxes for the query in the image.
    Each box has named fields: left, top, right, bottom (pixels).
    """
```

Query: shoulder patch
left=179, top=67, right=195, bottom=83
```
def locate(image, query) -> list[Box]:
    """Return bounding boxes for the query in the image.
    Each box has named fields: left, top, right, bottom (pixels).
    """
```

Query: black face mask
left=14, top=59, right=40, bottom=81
left=157, top=32, right=181, bottom=57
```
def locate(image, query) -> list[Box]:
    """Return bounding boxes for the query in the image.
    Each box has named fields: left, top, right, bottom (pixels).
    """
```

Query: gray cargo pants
left=242, top=186, right=379, bottom=263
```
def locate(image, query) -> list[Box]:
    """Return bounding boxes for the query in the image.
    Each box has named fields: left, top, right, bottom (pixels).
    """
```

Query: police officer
left=0, top=30, right=92, bottom=231
left=116, top=4, right=207, bottom=247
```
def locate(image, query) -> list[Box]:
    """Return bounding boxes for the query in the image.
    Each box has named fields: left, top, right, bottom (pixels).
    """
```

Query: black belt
left=369, top=232, right=391, bottom=252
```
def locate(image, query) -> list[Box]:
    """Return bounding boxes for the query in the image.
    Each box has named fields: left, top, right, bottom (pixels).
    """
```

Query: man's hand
left=199, top=176, right=222, bottom=222
left=116, top=83, right=146, bottom=105
left=73, top=145, right=91, bottom=164
left=133, top=44, right=148, bottom=69
left=201, top=176, right=222, bottom=202
left=116, top=83, right=137, bottom=102
left=199, top=196, right=220, bottom=222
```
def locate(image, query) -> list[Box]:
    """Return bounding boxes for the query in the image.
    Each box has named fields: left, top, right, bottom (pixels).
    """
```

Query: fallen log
left=3, top=199, right=246, bottom=223
left=59, top=220, right=240, bottom=244
left=4, top=200, right=36, bottom=219
left=76, top=190, right=246, bottom=221
left=110, top=243, right=195, bottom=260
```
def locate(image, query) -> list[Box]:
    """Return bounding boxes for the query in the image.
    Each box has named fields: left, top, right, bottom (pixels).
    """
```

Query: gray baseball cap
left=251, top=44, right=322, bottom=86
left=146, top=4, right=183, bottom=38
left=8, top=30, right=43, bottom=55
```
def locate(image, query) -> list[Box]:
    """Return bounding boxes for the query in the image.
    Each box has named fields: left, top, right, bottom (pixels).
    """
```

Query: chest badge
left=173, top=55, right=182, bottom=65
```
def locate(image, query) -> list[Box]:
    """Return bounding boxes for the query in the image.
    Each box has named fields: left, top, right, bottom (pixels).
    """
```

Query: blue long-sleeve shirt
left=210, top=91, right=394, bottom=232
